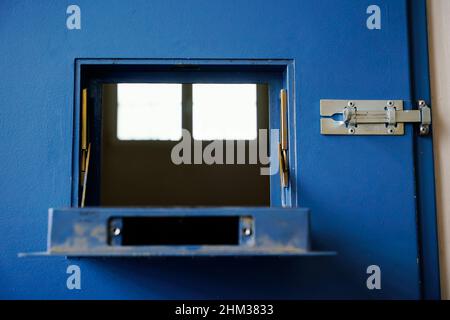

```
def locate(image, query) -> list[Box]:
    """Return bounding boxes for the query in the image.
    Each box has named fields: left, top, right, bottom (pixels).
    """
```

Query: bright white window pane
left=192, top=84, right=257, bottom=140
left=117, top=83, right=182, bottom=140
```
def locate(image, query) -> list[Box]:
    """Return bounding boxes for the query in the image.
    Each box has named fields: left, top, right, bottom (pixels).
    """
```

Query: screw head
left=348, top=127, right=355, bottom=134
left=419, top=100, right=426, bottom=107
left=112, top=227, right=121, bottom=236
left=420, top=125, right=430, bottom=135
left=387, top=101, right=394, bottom=107
left=348, top=101, right=355, bottom=107
left=243, top=227, right=252, bottom=237
left=387, top=128, right=395, bottom=135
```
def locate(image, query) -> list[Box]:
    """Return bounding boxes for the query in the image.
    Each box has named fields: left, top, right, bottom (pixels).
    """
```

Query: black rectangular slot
left=118, top=216, right=240, bottom=246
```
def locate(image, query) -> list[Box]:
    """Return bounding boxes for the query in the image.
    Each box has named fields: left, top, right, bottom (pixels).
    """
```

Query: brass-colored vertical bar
left=280, top=89, right=288, bottom=150
left=279, top=89, right=289, bottom=188
left=81, top=88, right=88, bottom=151
left=81, top=143, right=91, bottom=208
left=81, top=88, right=87, bottom=174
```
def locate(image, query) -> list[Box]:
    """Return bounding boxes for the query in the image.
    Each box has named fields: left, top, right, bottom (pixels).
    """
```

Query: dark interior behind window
left=96, top=83, right=270, bottom=207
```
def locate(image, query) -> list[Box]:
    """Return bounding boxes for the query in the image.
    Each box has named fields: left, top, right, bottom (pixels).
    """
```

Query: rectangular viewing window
left=96, top=82, right=270, bottom=207
left=76, top=62, right=291, bottom=208
left=117, top=83, right=182, bottom=141
left=112, top=216, right=240, bottom=246
left=192, top=84, right=257, bottom=140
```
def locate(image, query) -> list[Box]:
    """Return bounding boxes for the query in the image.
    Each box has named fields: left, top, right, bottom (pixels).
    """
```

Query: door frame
left=409, top=0, right=440, bottom=300
left=73, top=59, right=297, bottom=208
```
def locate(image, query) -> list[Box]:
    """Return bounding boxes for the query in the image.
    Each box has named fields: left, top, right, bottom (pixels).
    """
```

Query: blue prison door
left=0, top=0, right=439, bottom=299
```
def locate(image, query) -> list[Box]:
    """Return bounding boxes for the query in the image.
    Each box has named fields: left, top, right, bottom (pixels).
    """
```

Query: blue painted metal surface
left=34, top=208, right=313, bottom=257
left=0, top=0, right=439, bottom=299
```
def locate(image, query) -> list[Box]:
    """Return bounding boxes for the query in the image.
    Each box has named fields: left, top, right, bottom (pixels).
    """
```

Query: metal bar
left=280, top=89, right=289, bottom=187
left=396, top=110, right=422, bottom=123
left=355, top=111, right=389, bottom=124
left=81, top=88, right=87, bottom=151
left=353, top=110, right=421, bottom=124
left=280, top=89, right=288, bottom=150
left=80, top=88, right=88, bottom=173
left=81, top=143, right=91, bottom=208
